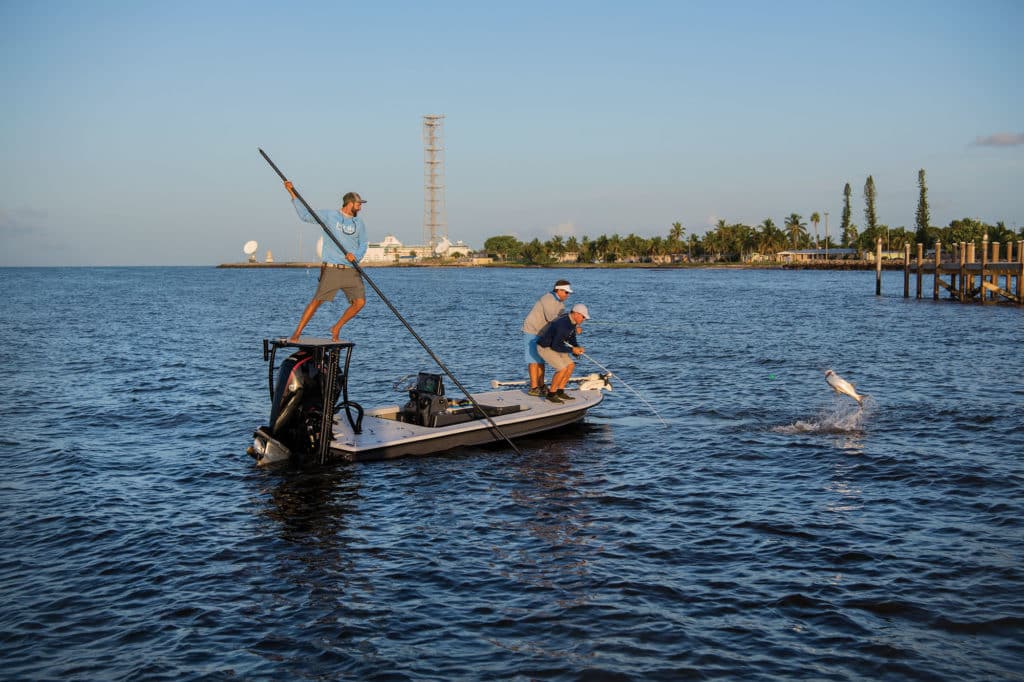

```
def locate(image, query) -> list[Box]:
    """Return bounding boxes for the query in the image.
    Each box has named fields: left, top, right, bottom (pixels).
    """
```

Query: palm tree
left=843, top=223, right=859, bottom=249
left=669, top=222, right=683, bottom=244
left=580, top=235, right=594, bottom=262
left=785, top=213, right=807, bottom=249
left=622, top=233, right=645, bottom=262
left=565, top=235, right=579, bottom=261
left=706, top=220, right=728, bottom=261
left=647, top=236, right=666, bottom=263
left=606, top=233, right=622, bottom=263
left=810, top=212, right=821, bottom=249
left=668, top=222, right=684, bottom=259
left=758, top=218, right=785, bottom=257
left=545, top=235, right=565, bottom=262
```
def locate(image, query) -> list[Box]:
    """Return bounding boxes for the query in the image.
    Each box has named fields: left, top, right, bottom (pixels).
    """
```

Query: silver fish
left=824, top=369, right=864, bottom=405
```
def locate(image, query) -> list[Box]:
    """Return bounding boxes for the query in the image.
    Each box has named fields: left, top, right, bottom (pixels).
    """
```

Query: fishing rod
left=259, top=148, right=522, bottom=456
left=565, top=342, right=668, bottom=427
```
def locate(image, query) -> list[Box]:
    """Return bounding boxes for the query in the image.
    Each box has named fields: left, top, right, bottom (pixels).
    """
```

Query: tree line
left=483, top=170, right=1022, bottom=264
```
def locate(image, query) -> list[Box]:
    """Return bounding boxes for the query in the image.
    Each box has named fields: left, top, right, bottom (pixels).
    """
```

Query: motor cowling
left=268, top=350, right=336, bottom=455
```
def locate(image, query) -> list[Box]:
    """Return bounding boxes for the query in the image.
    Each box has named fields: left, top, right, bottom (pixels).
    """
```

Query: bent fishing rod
left=565, top=342, right=668, bottom=427
left=259, top=148, right=522, bottom=456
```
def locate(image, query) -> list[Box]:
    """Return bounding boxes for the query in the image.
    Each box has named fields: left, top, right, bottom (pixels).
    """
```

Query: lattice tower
left=422, top=114, right=446, bottom=249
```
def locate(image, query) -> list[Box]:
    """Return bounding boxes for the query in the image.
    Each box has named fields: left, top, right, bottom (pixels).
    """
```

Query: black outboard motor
left=267, top=349, right=332, bottom=455
left=250, top=339, right=362, bottom=466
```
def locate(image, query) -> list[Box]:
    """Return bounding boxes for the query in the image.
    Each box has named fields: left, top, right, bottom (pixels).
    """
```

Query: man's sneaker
left=546, top=392, right=565, bottom=404
left=527, top=385, right=547, bottom=397
left=556, top=389, right=575, bottom=400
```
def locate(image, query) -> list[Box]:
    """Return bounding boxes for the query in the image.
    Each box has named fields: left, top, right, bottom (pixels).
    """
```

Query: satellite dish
left=243, top=240, right=258, bottom=255
left=315, top=236, right=323, bottom=259
left=434, top=237, right=451, bottom=255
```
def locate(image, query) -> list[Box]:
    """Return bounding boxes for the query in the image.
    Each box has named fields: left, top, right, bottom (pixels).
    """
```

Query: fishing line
left=586, top=320, right=678, bottom=332
left=565, top=343, right=668, bottom=427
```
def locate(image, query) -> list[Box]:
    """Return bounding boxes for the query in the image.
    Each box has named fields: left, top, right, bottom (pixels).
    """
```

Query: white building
left=364, top=235, right=406, bottom=262
left=363, top=235, right=472, bottom=263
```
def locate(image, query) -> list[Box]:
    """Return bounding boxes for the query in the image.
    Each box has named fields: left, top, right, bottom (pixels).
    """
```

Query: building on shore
left=364, top=234, right=477, bottom=263
left=773, top=248, right=858, bottom=263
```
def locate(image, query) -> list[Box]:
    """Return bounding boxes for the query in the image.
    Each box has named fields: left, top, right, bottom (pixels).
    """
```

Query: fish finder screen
left=416, top=373, right=443, bottom=395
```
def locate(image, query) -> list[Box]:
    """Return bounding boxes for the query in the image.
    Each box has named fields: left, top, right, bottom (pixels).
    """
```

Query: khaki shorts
left=537, top=345, right=575, bottom=371
left=314, top=265, right=365, bottom=303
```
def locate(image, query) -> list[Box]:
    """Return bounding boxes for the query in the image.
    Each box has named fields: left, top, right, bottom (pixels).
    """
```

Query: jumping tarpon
left=824, top=369, right=865, bottom=405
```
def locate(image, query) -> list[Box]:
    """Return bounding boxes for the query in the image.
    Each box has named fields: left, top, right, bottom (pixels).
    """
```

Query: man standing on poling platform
left=283, top=181, right=368, bottom=342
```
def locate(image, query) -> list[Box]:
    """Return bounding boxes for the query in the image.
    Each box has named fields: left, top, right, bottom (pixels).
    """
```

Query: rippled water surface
left=1, top=266, right=1022, bottom=680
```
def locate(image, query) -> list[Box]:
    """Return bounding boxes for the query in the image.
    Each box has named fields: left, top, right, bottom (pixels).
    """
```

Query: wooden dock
left=877, top=237, right=1024, bottom=305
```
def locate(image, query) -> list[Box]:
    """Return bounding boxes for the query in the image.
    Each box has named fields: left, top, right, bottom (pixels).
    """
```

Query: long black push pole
left=259, top=148, right=523, bottom=456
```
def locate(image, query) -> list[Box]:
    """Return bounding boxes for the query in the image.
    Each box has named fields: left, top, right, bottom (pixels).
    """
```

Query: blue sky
left=1, top=0, right=1021, bottom=265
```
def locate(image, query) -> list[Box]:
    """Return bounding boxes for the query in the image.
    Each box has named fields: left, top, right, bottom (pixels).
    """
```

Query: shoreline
left=216, top=261, right=907, bottom=271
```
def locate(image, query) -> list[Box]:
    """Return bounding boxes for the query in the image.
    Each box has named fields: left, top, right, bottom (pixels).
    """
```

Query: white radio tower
left=422, top=114, right=447, bottom=250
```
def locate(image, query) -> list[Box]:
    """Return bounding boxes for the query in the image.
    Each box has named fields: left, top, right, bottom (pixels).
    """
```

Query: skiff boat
left=248, top=338, right=610, bottom=465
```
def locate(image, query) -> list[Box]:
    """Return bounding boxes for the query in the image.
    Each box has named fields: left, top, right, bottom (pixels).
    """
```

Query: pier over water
left=878, top=237, right=1024, bottom=305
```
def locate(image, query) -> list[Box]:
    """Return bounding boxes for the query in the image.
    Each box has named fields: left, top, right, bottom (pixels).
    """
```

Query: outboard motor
left=266, top=349, right=332, bottom=455
left=400, top=372, right=449, bottom=427
left=250, top=339, right=362, bottom=466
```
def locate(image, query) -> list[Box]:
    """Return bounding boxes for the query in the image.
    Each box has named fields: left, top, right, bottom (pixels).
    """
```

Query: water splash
left=773, top=399, right=872, bottom=435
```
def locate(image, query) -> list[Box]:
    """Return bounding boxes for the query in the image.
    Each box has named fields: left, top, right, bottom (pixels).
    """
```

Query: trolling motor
left=249, top=339, right=363, bottom=466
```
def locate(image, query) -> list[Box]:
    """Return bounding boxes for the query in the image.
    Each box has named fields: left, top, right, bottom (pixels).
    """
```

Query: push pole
left=259, top=148, right=522, bottom=456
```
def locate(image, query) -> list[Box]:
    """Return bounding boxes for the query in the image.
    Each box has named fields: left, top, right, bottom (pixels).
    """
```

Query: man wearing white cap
left=522, top=279, right=573, bottom=396
left=536, top=303, right=591, bottom=404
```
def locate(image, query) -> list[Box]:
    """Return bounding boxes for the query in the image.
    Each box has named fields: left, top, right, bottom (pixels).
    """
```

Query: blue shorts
left=524, top=333, right=544, bottom=364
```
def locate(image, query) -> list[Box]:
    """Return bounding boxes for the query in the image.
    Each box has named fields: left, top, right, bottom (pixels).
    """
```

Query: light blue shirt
left=292, top=199, right=368, bottom=266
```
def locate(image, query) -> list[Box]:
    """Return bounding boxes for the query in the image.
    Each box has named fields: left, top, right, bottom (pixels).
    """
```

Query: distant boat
left=249, top=338, right=609, bottom=465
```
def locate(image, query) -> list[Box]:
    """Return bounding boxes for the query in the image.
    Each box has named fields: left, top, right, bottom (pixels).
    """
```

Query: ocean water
left=1, top=266, right=1021, bottom=680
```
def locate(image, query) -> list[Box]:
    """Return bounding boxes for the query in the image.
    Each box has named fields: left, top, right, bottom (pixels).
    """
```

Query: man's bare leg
left=549, top=362, right=575, bottom=393
left=330, top=298, right=365, bottom=341
left=290, top=298, right=323, bottom=342
left=528, top=363, right=545, bottom=390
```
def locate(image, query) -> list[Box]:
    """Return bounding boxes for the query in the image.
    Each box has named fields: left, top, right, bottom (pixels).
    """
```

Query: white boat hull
left=331, top=387, right=603, bottom=462
left=252, top=386, right=603, bottom=465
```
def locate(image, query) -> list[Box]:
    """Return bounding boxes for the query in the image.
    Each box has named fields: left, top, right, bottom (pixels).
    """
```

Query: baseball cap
left=571, top=303, right=591, bottom=320
left=554, top=283, right=573, bottom=293
left=342, top=192, right=367, bottom=205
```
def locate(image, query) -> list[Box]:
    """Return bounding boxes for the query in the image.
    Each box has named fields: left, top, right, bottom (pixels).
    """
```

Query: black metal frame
left=262, top=338, right=363, bottom=463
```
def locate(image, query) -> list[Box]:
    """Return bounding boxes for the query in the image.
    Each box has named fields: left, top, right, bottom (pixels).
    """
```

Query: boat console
left=400, top=372, right=522, bottom=428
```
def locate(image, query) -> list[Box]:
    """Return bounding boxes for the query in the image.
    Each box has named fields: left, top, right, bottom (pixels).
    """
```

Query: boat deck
left=331, top=387, right=603, bottom=461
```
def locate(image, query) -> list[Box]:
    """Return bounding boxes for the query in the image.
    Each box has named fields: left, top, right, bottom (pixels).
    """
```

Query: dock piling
left=904, top=237, right=1022, bottom=305
left=903, top=243, right=911, bottom=298
left=876, top=237, right=883, bottom=296
left=916, top=243, right=923, bottom=298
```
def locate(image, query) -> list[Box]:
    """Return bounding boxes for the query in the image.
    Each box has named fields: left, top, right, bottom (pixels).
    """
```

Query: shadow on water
left=258, top=465, right=361, bottom=548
